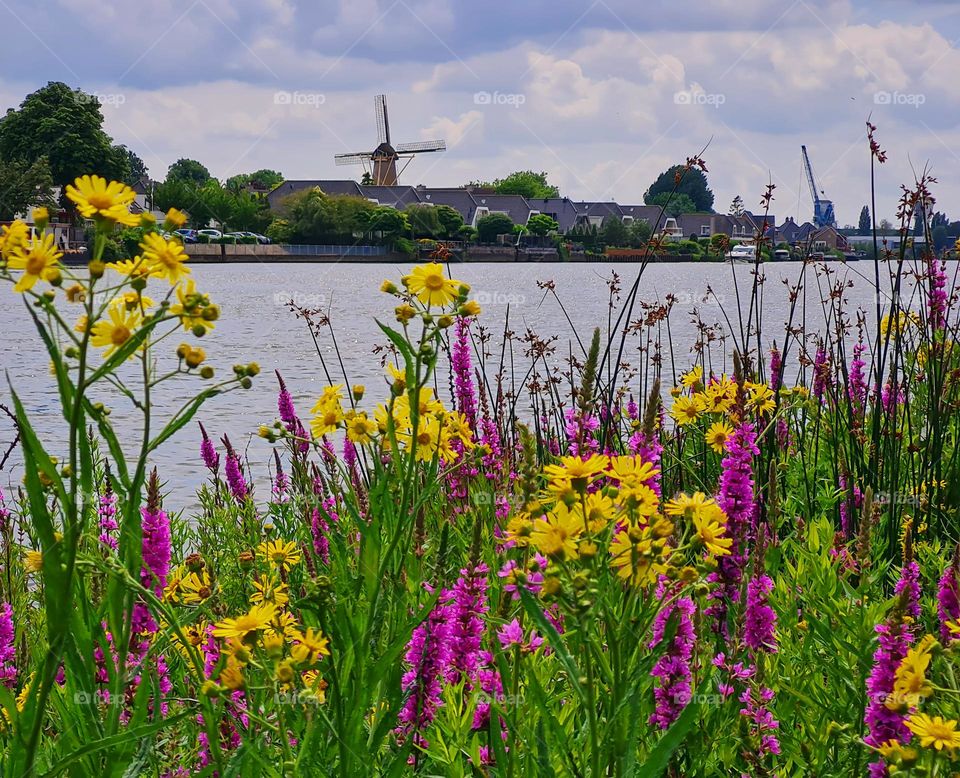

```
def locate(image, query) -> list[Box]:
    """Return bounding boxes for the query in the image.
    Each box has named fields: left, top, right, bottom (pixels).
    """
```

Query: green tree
left=527, top=213, right=560, bottom=236
left=119, top=146, right=148, bottom=187
left=644, top=165, right=714, bottom=212
left=225, top=169, right=284, bottom=194
left=403, top=204, right=442, bottom=239
left=628, top=218, right=653, bottom=247
left=434, top=205, right=464, bottom=238
left=476, top=212, right=514, bottom=243
left=646, top=191, right=697, bottom=217
left=0, top=82, right=129, bottom=189
left=166, top=158, right=212, bottom=186
left=932, top=225, right=950, bottom=251
left=729, top=195, right=745, bottom=216
left=858, top=205, right=871, bottom=233
left=360, top=171, right=373, bottom=185
left=490, top=170, right=559, bottom=199
left=279, top=188, right=375, bottom=243
left=599, top=217, right=629, bottom=248
left=363, top=206, right=409, bottom=244
left=0, top=156, right=56, bottom=221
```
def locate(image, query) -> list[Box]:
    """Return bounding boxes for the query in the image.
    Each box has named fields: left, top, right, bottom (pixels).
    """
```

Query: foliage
left=403, top=204, right=443, bottom=239
left=434, top=204, right=465, bottom=238
left=166, top=158, right=212, bottom=187
left=646, top=191, right=698, bottom=217
left=225, top=169, right=284, bottom=194
left=527, top=213, right=560, bottom=236
left=487, top=170, right=560, bottom=199
left=644, top=165, right=714, bottom=212
left=119, top=146, right=149, bottom=187
left=859, top=205, right=872, bottom=233
left=0, top=156, right=56, bottom=221
left=476, top=212, right=515, bottom=243
left=273, top=188, right=375, bottom=244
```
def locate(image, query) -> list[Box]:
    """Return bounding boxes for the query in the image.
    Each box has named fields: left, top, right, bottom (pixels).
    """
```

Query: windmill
left=334, top=95, right=446, bottom=186
left=801, top=145, right=836, bottom=228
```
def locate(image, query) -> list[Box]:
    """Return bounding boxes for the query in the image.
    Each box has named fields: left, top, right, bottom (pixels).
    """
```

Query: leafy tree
left=628, top=218, right=653, bottom=247
left=119, top=145, right=148, bottom=187
left=457, top=225, right=478, bottom=242
left=858, top=205, right=871, bottom=233
left=476, top=213, right=515, bottom=243
left=0, top=156, right=56, bottom=221
left=527, top=214, right=560, bottom=236
left=490, top=170, right=559, bottom=199
left=878, top=218, right=894, bottom=235
left=278, top=188, right=375, bottom=243
left=434, top=205, right=464, bottom=238
left=644, top=165, right=714, bottom=212
left=360, top=171, right=373, bottom=185
left=0, top=82, right=129, bottom=189
left=599, top=217, right=629, bottom=248
left=166, top=158, right=212, bottom=186
left=932, top=225, right=950, bottom=251
left=646, top=191, right=697, bottom=217
left=729, top=195, right=745, bottom=216
left=225, top=169, right=284, bottom=194
left=403, top=204, right=442, bottom=239
left=362, top=206, right=409, bottom=244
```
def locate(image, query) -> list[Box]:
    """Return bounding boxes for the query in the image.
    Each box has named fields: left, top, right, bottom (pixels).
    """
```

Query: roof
left=266, top=179, right=362, bottom=209
left=415, top=187, right=480, bottom=224
left=525, top=197, right=580, bottom=233
left=359, top=185, right=422, bottom=209
left=470, top=193, right=532, bottom=225
left=574, top=202, right=623, bottom=225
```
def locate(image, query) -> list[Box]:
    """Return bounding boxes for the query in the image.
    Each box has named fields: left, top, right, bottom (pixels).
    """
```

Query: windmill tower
left=334, top=95, right=446, bottom=186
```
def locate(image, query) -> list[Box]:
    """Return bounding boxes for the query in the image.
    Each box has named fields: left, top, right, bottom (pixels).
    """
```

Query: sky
left=1, top=0, right=958, bottom=225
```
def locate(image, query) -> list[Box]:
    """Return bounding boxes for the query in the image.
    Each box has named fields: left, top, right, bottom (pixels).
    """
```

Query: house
left=525, top=197, right=580, bottom=233
left=619, top=205, right=669, bottom=233
left=744, top=211, right=777, bottom=242
left=415, top=187, right=480, bottom=225
left=469, top=193, right=533, bottom=226
left=359, top=185, right=422, bottom=210
left=266, top=179, right=363, bottom=209
left=574, top=202, right=623, bottom=229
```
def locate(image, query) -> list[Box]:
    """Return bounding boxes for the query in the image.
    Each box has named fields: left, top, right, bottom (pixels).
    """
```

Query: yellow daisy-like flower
left=680, top=365, right=703, bottom=388
left=290, top=627, right=331, bottom=665
left=610, top=525, right=667, bottom=586
left=504, top=513, right=535, bottom=547
left=542, top=454, right=609, bottom=487
left=23, top=550, right=43, bottom=573
left=212, top=602, right=277, bottom=643
left=169, top=279, right=216, bottom=334
left=178, top=571, right=213, bottom=604
left=889, top=635, right=936, bottom=710
left=443, top=411, right=475, bottom=448
left=345, top=412, right=378, bottom=445
left=90, top=306, right=142, bottom=359
left=310, top=385, right=345, bottom=438
left=670, top=394, right=704, bottom=426
left=747, top=383, right=776, bottom=415
left=250, top=576, right=290, bottom=608
left=258, top=539, right=302, bottom=571
left=139, top=231, right=191, bottom=285
left=65, top=175, right=139, bottom=226
left=0, top=220, right=29, bottom=261
left=703, top=378, right=736, bottom=414
left=664, top=491, right=715, bottom=521
left=705, top=421, right=734, bottom=453
left=531, top=503, right=584, bottom=560
left=7, top=233, right=63, bottom=292
left=619, top=483, right=660, bottom=518
left=606, top=456, right=659, bottom=484
left=906, top=713, right=960, bottom=752
left=110, top=290, right=155, bottom=313
left=108, top=257, right=153, bottom=281
left=405, top=262, right=463, bottom=307
left=583, top=491, right=615, bottom=532
left=693, top=511, right=732, bottom=557
left=405, top=415, right=443, bottom=462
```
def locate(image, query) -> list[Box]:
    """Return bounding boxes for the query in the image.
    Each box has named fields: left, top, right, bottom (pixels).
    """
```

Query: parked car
left=726, top=244, right=756, bottom=260
left=197, top=229, right=222, bottom=239
left=231, top=231, right=271, bottom=244
left=174, top=228, right=198, bottom=243
left=773, top=249, right=791, bottom=261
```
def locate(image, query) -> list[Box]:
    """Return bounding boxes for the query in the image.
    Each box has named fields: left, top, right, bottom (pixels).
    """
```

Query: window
left=814, top=240, right=826, bottom=250
left=700, top=226, right=710, bottom=236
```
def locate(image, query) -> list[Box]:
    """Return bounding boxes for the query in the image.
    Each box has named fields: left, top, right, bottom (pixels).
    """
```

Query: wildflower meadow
left=2, top=151, right=960, bottom=777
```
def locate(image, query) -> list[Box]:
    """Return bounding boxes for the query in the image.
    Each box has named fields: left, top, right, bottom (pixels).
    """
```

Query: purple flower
left=894, top=559, right=921, bottom=627
left=496, top=618, right=543, bottom=653
left=397, top=599, right=453, bottom=743
left=221, top=436, right=248, bottom=502
left=928, top=257, right=948, bottom=331
left=744, top=574, right=778, bottom=654
left=198, top=422, right=219, bottom=474
left=498, top=555, right=547, bottom=599
left=0, top=602, right=16, bottom=689
left=739, top=685, right=781, bottom=760
left=276, top=370, right=298, bottom=428
left=98, top=484, right=119, bottom=550
left=812, top=346, right=830, bottom=399
left=648, top=583, right=696, bottom=729
left=446, top=564, right=489, bottom=681
left=864, top=616, right=912, bottom=770
left=848, top=341, right=867, bottom=412
left=452, top=317, right=478, bottom=429
left=311, top=497, right=338, bottom=564
left=937, top=551, right=960, bottom=642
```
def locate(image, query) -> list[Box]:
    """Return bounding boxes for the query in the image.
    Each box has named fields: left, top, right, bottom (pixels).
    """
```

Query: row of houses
left=267, top=180, right=846, bottom=249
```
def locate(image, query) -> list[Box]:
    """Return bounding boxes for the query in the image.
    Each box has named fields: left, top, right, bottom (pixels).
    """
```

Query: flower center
left=424, top=273, right=445, bottom=290
left=25, top=252, right=48, bottom=275
left=110, top=326, right=131, bottom=346
left=417, top=431, right=432, bottom=446
left=86, top=193, right=114, bottom=211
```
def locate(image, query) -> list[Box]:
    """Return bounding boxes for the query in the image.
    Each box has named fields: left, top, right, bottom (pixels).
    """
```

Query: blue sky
left=1, top=0, right=958, bottom=224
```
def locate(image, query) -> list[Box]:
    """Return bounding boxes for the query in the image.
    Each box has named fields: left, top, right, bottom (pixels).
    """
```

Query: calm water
left=0, top=260, right=925, bottom=507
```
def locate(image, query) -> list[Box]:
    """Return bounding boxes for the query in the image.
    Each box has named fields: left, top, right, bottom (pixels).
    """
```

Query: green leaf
left=633, top=674, right=713, bottom=777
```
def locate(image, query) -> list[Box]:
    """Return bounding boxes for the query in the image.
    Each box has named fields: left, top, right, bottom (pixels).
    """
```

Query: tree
left=489, top=170, right=559, bottom=199
left=644, top=165, right=714, bottom=212
left=599, top=217, right=629, bottom=248
left=404, top=204, right=442, bottom=239
left=360, top=171, right=373, bottom=185
left=476, top=213, right=514, bottom=243
left=118, top=145, right=149, bottom=188
left=225, top=169, right=284, bottom=194
left=277, top=188, right=375, bottom=243
left=166, top=158, right=212, bottom=186
left=362, top=206, right=409, bottom=244
left=646, top=191, right=697, bottom=217
left=628, top=218, right=653, bottom=247
left=729, top=195, right=745, bottom=216
left=527, top=214, right=560, bottom=236
left=0, top=82, right=129, bottom=189
left=858, top=205, right=871, bottom=233
left=932, top=225, right=950, bottom=251
left=434, top=205, right=464, bottom=238
left=0, top=156, right=56, bottom=220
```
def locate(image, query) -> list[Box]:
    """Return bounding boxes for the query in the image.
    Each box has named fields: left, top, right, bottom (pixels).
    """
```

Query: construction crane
left=334, top=95, right=446, bottom=186
left=801, top=145, right=836, bottom=228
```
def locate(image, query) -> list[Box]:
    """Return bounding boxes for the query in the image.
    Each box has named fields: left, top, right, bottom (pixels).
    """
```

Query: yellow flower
left=139, top=232, right=191, bottom=285
left=345, top=412, right=378, bottom=445
left=405, top=262, right=462, bottom=307
left=543, top=455, right=608, bottom=487
left=32, top=206, right=49, bottom=227
left=610, top=525, right=667, bottom=586
left=258, top=539, right=302, bottom=571
left=65, top=175, right=139, bottom=226
left=169, top=279, right=216, bottom=333
left=889, top=635, right=936, bottom=709
left=876, top=740, right=917, bottom=763
left=906, top=713, right=960, bottom=752
left=290, top=627, right=331, bottom=665
left=7, top=233, right=63, bottom=292
left=251, top=577, right=290, bottom=608
left=703, top=378, right=736, bottom=414
left=531, top=503, right=583, bottom=559
left=219, top=658, right=246, bottom=690
left=705, top=421, right=734, bottom=453
left=693, top=511, right=732, bottom=557
left=311, top=385, right=345, bottom=437
left=504, top=514, right=535, bottom=547
left=606, top=456, right=659, bottom=484
left=664, top=492, right=715, bottom=521
left=213, top=602, right=277, bottom=643
left=681, top=365, right=703, bottom=388
left=164, top=208, right=187, bottom=229
left=443, top=412, right=475, bottom=447
left=23, top=550, right=43, bottom=573
left=108, top=257, right=153, bottom=280
left=459, top=299, right=481, bottom=317
left=747, top=383, right=776, bottom=415
left=0, top=220, right=29, bottom=260
left=404, top=415, right=443, bottom=462
left=583, top=491, right=614, bottom=532
left=619, top=483, right=660, bottom=518
left=90, top=306, right=142, bottom=359
left=670, top=394, right=704, bottom=426
left=178, top=571, right=213, bottom=605
left=110, top=290, right=155, bottom=313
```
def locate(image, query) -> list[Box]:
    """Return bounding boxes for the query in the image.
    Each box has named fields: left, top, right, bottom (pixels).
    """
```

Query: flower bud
left=200, top=365, right=215, bottom=379
left=88, top=259, right=105, bottom=279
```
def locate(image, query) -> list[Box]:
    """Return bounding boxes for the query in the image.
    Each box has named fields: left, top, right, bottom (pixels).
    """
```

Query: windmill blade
left=334, top=153, right=371, bottom=166
left=375, top=94, right=390, bottom=146
left=395, top=139, right=447, bottom=153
